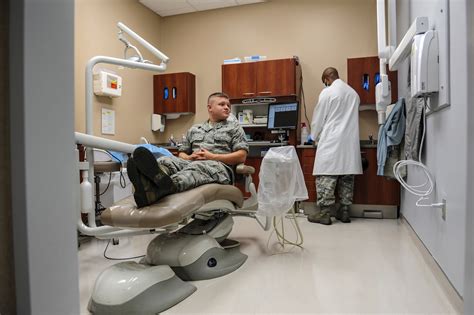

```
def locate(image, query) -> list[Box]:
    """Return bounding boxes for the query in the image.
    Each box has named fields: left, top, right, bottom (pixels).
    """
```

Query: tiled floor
left=78, top=216, right=461, bottom=314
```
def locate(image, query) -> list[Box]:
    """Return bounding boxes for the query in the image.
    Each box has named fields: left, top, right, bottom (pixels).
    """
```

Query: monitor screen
left=267, top=102, right=299, bottom=129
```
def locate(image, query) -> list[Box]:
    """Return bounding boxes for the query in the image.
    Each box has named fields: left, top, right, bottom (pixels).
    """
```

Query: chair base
left=143, top=232, right=248, bottom=281
left=88, top=262, right=196, bottom=314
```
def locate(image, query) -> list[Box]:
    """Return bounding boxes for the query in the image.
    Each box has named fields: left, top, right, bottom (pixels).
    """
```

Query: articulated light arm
left=117, top=22, right=169, bottom=65
left=84, top=23, right=169, bottom=201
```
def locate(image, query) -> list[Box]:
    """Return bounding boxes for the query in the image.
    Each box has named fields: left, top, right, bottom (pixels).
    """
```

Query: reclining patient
left=128, top=92, right=249, bottom=208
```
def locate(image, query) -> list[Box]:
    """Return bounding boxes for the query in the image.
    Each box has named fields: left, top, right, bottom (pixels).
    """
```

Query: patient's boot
left=133, top=147, right=171, bottom=183
left=132, top=147, right=177, bottom=202
left=127, top=158, right=161, bottom=208
left=307, top=206, right=332, bottom=225
left=335, top=205, right=351, bottom=223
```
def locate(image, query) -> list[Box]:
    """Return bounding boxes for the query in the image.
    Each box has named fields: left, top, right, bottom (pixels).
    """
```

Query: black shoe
left=132, top=147, right=177, bottom=202
left=127, top=157, right=157, bottom=208
left=335, top=205, right=351, bottom=223
left=133, top=147, right=171, bottom=185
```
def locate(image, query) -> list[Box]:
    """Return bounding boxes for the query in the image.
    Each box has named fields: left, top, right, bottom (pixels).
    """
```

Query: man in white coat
left=308, top=67, right=362, bottom=225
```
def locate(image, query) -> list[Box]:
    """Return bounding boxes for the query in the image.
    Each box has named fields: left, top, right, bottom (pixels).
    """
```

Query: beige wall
left=160, top=0, right=380, bottom=141
left=75, top=0, right=379, bottom=144
left=75, top=0, right=163, bottom=143
left=0, top=0, right=15, bottom=313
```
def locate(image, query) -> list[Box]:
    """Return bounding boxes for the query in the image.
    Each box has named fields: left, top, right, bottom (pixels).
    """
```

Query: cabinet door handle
left=258, top=91, right=272, bottom=95
left=242, top=92, right=255, bottom=96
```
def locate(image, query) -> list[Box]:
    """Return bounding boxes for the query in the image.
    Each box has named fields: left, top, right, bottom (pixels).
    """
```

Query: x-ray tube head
left=411, top=30, right=439, bottom=97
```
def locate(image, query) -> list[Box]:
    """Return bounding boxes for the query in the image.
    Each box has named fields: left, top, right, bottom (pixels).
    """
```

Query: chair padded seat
left=94, top=161, right=121, bottom=173
left=101, top=184, right=244, bottom=228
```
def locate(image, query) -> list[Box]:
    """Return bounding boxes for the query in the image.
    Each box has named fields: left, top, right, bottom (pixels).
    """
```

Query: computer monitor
left=267, top=102, right=299, bottom=130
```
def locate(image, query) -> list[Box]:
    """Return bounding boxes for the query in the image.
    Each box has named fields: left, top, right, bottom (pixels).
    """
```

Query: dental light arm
left=84, top=22, right=169, bottom=206
left=117, top=22, right=169, bottom=65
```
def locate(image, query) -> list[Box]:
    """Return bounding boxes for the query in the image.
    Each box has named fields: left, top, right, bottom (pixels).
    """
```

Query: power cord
left=266, top=204, right=304, bottom=254
left=392, top=97, right=445, bottom=209
left=98, top=172, right=112, bottom=196
left=103, top=239, right=146, bottom=261
left=299, top=64, right=311, bottom=132
left=106, top=150, right=128, bottom=189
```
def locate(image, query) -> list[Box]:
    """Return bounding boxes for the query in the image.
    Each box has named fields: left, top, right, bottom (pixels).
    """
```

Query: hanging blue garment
left=377, top=98, right=406, bottom=176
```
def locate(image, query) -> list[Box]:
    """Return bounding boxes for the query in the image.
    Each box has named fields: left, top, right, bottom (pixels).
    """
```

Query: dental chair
left=76, top=133, right=267, bottom=314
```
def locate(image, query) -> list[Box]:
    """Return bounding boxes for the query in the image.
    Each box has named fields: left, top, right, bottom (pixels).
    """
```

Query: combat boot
left=307, top=206, right=332, bottom=225
left=127, top=156, right=176, bottom=208
left=335, top=205, right=351, bottom=223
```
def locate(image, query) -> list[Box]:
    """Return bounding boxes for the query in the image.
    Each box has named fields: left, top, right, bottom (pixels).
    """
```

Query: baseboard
left=401, top=214, right=464, bottom=314
left=299, top=202, right=398, bottom=219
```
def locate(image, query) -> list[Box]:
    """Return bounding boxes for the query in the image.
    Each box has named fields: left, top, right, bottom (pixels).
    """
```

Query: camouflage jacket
left=179, top=120, right=249, bottom=155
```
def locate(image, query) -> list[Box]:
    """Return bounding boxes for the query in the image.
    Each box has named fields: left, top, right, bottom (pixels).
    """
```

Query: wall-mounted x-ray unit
left=411, top=30, right=439, bottom=98
left=376, top=0, right=450, bottom=122
left=394, top=0, right=450, bottom=111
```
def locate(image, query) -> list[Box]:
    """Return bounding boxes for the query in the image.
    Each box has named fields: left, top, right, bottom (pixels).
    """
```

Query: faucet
left=368, top=134, right=374, bottom=144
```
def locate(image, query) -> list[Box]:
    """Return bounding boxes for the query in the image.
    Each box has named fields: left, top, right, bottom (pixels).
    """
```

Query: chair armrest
left=235, top=163, right=255, bottom=175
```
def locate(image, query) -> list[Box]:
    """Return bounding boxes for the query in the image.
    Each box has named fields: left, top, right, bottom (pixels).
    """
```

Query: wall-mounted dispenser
left=151, top=113, right=165, bottom=132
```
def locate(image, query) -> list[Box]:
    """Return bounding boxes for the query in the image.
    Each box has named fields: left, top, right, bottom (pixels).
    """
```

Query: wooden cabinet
left=222, top=58, right=301, bottom=100
left=153, top=72, right=195, bottom=115
left=298, top=148, right=317, bottom=202
left=297, top=147, right=400, bottom=206
left=353, top=148, right=400, bottom=205
left=347, top=56, right=398, bottom=105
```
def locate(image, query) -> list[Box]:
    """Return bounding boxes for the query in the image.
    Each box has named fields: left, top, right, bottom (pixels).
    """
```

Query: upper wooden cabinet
left=347, top=56, right=398, bottom=105
left=153, top=72, right=196, bottom=115
left=222, top=58, right=301, bottom=100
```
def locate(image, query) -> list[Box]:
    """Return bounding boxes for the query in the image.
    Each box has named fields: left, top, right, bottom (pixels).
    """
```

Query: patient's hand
left=194, top=149, right=215, bottom=161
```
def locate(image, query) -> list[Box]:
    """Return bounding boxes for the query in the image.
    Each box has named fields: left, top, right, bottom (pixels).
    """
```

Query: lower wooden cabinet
left=297, top=147, right=400, bottom=206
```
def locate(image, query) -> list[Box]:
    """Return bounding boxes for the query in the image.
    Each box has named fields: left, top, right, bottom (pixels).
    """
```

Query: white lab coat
left=310, top=79, right=362, bottom=175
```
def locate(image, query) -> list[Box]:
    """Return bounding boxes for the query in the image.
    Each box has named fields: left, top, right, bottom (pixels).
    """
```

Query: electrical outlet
left=441, top=199, right=447, bottom=221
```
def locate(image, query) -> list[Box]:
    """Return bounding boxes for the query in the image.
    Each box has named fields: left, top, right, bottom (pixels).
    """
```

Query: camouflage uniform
left=316, top=175, right=354, bottom=208
left=157, top=120, right=248, bottom=192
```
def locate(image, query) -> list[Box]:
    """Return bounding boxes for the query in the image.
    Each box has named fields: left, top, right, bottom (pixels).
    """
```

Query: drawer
left=305, top=180, right=316, bottom=190
left=302, top=149, right=316, bottom=158
left=302, top=164, right=314, bottom=174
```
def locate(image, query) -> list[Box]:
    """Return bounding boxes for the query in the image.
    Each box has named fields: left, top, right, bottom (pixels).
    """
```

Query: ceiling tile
left=236, top=0, right=265, bottom=4
left=139, top=0, right=190, bottom=16
left=188, top=0, right=237, bottom=11
left=158, top=7, right=196, bottom=17
left=140, top=0, right=266, bottom=17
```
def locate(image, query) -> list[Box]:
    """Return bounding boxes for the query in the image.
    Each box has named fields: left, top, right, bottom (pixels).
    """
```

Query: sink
left=360, top=140, right=377, bottom=146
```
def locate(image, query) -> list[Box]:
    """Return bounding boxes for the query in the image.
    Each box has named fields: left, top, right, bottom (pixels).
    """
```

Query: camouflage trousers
left=316, top=175, right=355, bottom=208
left=156, top=156, right=232, bottom=192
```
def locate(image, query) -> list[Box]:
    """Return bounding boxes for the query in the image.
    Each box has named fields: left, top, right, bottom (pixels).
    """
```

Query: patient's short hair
left=321, top=67, right=339, bottom=83
left=208, top=92, right=229, bottom=104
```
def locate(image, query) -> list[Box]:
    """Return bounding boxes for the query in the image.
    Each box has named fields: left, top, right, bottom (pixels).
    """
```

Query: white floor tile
left=78, top=217, right=460, bottom=314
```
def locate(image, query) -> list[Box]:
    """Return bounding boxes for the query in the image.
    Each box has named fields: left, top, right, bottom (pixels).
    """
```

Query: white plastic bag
left=257, top=146, right=308, bottom=217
